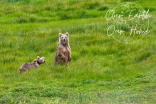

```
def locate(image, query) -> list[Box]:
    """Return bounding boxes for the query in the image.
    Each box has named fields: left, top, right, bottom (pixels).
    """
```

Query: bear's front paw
left=68, top=58, right=71, bottom=62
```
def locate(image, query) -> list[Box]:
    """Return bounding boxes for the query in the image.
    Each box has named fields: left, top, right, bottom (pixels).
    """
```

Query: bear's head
left=37, top=56, right=45, bottom=65
left=59, top=32, right=69, bottom=46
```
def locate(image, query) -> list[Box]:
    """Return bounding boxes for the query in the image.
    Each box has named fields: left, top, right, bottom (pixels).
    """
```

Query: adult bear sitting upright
left=54, top=32, right=71, bottom=65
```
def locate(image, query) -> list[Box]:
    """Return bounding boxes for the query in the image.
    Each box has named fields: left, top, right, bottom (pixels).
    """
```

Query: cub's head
left=37, top=56, right=45, bottom=65
left=59, top=32, right=69, bottom=45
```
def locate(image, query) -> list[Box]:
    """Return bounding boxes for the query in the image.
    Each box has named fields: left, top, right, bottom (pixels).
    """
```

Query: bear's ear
left=59, top=33, right=62, bottom=37
left=66, top=32, right=69, bottom=36
left=41, top=57, right=44, bottom=59
left=33, top=59, right=37, bottom=62
left=37, top=56, right=40, bottom=59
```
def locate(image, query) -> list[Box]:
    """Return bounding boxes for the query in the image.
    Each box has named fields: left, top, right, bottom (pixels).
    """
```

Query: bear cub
left=54, top=32, right=71, bottom=65
left=19, top=56, right=45, bottom=73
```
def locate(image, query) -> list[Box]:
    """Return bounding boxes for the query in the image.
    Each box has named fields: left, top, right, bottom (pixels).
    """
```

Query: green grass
left=0, top=0, right=156, bottom=103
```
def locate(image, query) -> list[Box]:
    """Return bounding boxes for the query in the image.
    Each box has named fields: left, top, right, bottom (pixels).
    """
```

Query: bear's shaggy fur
left=54, top=32, right=71, bottom=65
left=19, top=56, right=45, bottom=73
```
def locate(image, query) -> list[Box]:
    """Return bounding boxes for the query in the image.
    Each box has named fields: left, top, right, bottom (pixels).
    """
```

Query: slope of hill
left=0, top=0, right=156, bottom=103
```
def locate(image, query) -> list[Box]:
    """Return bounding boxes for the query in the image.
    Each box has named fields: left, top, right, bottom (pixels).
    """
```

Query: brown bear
left=54, top=32, right=71, bottom=65
left=19, top=56, right=45, bottom=73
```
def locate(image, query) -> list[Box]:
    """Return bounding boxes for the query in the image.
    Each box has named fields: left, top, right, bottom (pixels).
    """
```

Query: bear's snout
left=44, top=61, right=45, bottom=63
left=63, top=39, right=65, bottom=42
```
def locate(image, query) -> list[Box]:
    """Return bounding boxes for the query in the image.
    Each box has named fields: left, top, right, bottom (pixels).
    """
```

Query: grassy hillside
left=0, top=0, right=156, bottom=103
